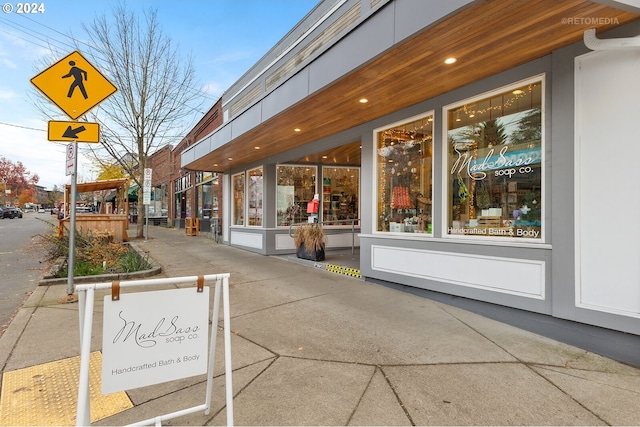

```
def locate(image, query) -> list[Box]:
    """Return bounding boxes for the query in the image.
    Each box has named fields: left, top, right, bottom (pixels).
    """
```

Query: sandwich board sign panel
left=31, top=50, right=117, bottom=120
left=48, top=121, right=100, bottom=143
left=101, top=287, right=209, bottom=394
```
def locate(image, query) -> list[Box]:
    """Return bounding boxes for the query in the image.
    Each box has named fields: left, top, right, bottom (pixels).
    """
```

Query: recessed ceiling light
left=444, top=57, right=457, bottom=64
left=322, top=155, right=328, bottom=159
left=294, top=128, right=301, bottom=132
left=254, top=146, right=260, bottom=150
left=228, top=157, right=233, bottom=161
left=359, top=98, right=368, bottom=103
left=512, top=89, right=524, bottom=95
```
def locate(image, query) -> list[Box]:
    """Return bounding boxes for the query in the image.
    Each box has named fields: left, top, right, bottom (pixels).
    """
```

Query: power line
left=1, top=12, right=217, bottom=128
left=0, top=120, right=189, bottom=139
left=14, top=13, right=219, bottom=104
left=0, top=121, right=46, bottom=132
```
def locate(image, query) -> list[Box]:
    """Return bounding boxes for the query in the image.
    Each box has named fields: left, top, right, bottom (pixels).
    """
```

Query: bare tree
left=82, top=3, right=201, bottom=238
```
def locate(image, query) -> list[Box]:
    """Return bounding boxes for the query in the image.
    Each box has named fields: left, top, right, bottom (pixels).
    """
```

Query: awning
left=67, top=178, right=129, bottom=194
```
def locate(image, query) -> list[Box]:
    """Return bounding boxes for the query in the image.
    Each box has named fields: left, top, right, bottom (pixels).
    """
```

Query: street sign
left=31, top=50, right=117, bottom=120
left=48, top=121, right=100, bottom=143
left=143, top=168, right=152, bottom=205
left=65, top=142, right=76, bottom=176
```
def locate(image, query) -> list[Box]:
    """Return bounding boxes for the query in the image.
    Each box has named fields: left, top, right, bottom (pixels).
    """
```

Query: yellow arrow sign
left=48, top=121, right=100, bottom=143
left=31, top=50, right=117, bottom=120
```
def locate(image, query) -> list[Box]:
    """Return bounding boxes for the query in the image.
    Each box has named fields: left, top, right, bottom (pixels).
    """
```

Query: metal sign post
left=65, top=142, right=78, bottom=299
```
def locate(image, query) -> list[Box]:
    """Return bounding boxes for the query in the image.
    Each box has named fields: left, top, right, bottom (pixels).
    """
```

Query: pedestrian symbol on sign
left=62, top=61, right=88, bottom=99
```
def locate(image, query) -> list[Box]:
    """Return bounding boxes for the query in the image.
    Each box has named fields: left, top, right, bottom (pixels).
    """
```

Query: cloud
left=200, top=50, right=256, bottom=67
left=0, top=89, right=16, bottom=100
left=0, top=57, right=17, bottom=69
left=201, top=81, right=223, bottom=97
left=0, top=119, right=69, bottom=189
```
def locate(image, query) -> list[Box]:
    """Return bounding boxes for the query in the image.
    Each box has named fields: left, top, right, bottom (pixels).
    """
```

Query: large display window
left=248, top=167, right=263, bottom=226
left=232, top=172, right=245, bottom=226
left=276, top=165, right=317, bottom=226
left=446, top=77, right=543, bottom=240
left=321, top=166, right=359, bottom=225
left=376, top=113, right=433, bottom=233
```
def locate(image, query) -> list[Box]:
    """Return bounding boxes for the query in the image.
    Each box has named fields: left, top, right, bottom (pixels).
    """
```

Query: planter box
left=296, top=242, right=325, bottom=261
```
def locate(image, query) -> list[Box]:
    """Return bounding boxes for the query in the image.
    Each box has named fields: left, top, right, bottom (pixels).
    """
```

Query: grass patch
left=119, top=250, right=152, bottom=273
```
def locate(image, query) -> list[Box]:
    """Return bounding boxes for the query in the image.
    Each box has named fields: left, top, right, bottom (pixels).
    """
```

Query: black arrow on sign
left=62, top=125, right=86, bottom=139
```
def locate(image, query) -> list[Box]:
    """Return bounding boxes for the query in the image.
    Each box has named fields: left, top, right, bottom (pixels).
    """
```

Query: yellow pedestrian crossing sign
left=31, top=50, right=117, bottom=120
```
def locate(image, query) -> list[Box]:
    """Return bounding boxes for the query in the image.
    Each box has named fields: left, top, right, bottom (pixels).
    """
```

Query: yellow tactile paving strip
left=326, top=264, right=362, bottom=278
left=0, top=351, right=132, bottom=426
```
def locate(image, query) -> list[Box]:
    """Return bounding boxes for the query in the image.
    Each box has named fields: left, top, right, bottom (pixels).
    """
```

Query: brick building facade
left=149, top=100, right=223, bottom=229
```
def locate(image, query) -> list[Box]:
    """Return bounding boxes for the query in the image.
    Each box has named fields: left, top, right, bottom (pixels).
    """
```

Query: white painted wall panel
left=575, top=49, right=640, bottom=318
left=230, top=230, right=263, bottom=249
left=276, top=233, right=296, bottom=251
left=371, top=245, right=545, bottom=299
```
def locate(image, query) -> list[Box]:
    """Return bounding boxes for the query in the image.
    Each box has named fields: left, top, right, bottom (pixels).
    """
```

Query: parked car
left=2, top=207, right=23, bottom=219
left=0, top=207, right=5, bottom=219
left=3, top=207, right=22, bottom=219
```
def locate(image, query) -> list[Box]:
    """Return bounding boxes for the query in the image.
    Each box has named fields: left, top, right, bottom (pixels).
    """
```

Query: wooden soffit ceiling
left=186, top=0, right=639, bottom=172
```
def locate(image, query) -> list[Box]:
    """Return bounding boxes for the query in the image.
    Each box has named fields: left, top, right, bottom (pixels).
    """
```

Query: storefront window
left=175, top=193, right=182, bottom=219
left=276, top=165, right=317, bottom=226
left=185, top=189, right=191, bottom=218
left=150, top=184, right=168, bottom=217
left=197, top=182, right=213, bottom=219
left=232, top=173, right=245, bottom=226
left=322, top=167, right=359, bottom=225
left=376, top=114, right=433, bottom=233
left=248, top=167, right=263, bottom=226
left=446, top=78, right=543, bottom=239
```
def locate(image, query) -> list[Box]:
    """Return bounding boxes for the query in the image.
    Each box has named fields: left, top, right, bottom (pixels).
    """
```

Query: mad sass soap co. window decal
left=447, top=79, right=543, bottom=239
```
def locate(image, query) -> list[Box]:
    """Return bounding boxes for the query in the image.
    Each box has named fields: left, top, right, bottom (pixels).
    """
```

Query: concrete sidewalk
left=1, top=225, right=640, bottom=425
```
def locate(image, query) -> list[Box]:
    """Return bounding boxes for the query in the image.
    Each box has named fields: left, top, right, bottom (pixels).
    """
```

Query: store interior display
left=248, top=167, right=263, bottom=226
left=232, top=172, right=245, bottom=225
left=447, top=80, right=542, bottom=238
left=321, top=167, right=359, bottom=224
left=377, top=115, right=433, bottom=234
left=277, top=165, right=317, bottom=226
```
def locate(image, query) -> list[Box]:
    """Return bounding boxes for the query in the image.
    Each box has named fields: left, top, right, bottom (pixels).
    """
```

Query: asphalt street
left=0, top=213, right=53, bottom=337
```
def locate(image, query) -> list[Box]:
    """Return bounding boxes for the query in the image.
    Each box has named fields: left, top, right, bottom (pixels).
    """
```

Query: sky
left=0, top=0, right=318, bottom=190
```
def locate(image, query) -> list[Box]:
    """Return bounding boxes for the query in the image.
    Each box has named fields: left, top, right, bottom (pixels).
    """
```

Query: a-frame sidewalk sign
left=75, top=274, right=234, bottom=426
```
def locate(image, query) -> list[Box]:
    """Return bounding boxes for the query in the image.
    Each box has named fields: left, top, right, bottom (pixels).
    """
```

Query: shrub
left=38, top=220, right=148, bottom=277
left=294, top=223, right=326, bottom=252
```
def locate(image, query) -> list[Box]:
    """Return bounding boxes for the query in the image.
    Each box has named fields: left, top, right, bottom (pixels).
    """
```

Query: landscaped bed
left=38, top=219, right=160, bottom=285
